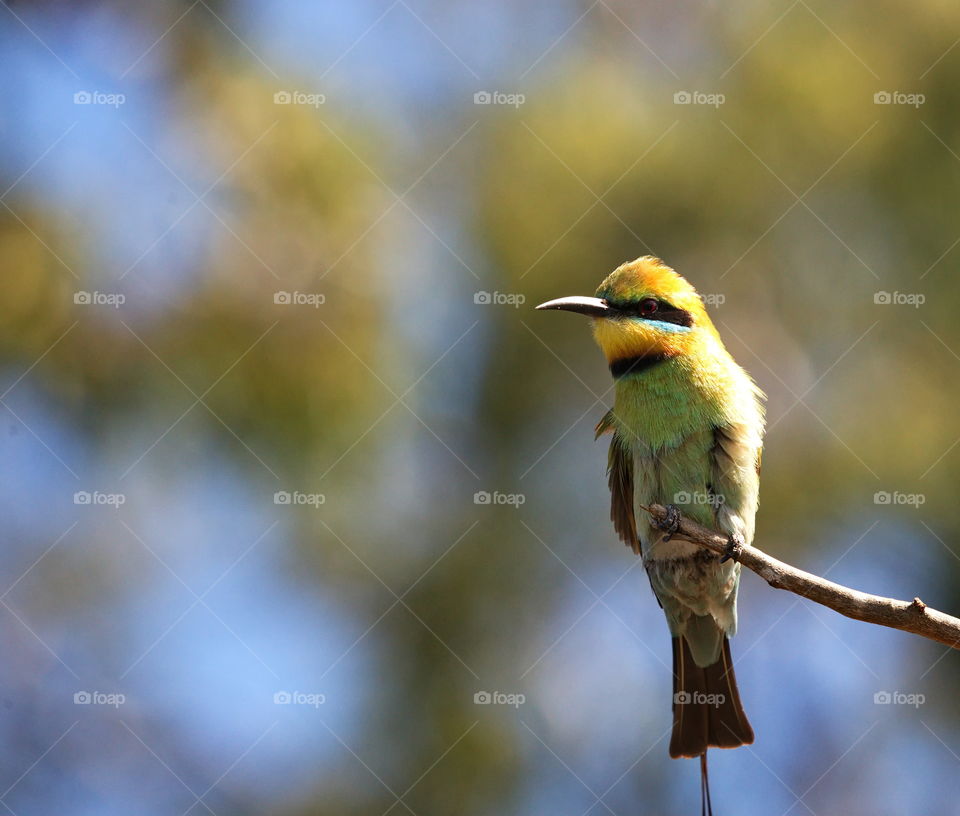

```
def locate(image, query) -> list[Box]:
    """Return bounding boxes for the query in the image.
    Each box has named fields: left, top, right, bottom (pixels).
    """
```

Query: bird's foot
left=656, top=504, right=682, bottom=541
left=720, top=532, right=744, bottom=564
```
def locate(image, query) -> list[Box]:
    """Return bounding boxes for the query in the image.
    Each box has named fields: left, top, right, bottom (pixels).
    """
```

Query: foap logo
left=674, top=490, right=725, bottom=507
left=673, top=90, right=725, bottom=108
left=274, top=491, right=325, bottom=507
left=273, top=90, right=326, bottom=108
left=874, top=491, right=925, bottom=507
left=473, top=690, right=525, bottom=708
left=874, top=690, right=925, bottom=707
left=873, top=91, right=925, bottom=108
left=473, top=91, right=526, bottom=108
left=75, top=291, right=126, bottom=308
left=874, top=291, right=925, bottom=308
left=74, top=90, right=126, bottom=108
left=273, top=690, right=325, bottom=707
left=74, top=491, right=126, bottom=509
left=274, top=291, right=325, bottom=308
left=474, top=490, right=525, bottom=508
left=474, top=291, right=526, bottom=308
left=74, top=691, right=126, bottom=707
left=701, top=293, right=726, bottom=307
left=673, top=691, right=726, bottom=707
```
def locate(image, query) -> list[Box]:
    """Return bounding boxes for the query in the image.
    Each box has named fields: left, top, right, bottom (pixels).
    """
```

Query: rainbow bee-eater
left=537, top=256, right=764, bottom=772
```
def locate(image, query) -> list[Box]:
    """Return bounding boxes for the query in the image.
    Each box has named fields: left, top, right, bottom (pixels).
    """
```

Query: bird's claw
left=656, top=504, right=682, bottom=540
left=720, top=532, right=744, bottom=564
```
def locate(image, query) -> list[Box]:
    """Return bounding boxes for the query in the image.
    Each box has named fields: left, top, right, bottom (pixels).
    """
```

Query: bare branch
left=644, top=504, right=960, bottom=650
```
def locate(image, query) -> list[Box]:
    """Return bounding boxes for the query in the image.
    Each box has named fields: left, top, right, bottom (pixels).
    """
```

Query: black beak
left=535, top=296, right=613, bottom=317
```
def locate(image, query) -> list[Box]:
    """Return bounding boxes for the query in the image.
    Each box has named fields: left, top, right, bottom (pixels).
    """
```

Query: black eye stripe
left=606, top=298, right=693, bottom=327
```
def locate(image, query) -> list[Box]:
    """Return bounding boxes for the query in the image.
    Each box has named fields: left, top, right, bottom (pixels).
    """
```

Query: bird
left=536, top=256, right=764, bottom=810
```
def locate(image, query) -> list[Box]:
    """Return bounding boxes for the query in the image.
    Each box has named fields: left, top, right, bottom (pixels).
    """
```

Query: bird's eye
left=639, top=298, right=659, bottom=316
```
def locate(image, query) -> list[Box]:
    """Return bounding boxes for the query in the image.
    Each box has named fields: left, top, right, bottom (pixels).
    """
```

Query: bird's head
left=536, top=256, right=718, bottom=367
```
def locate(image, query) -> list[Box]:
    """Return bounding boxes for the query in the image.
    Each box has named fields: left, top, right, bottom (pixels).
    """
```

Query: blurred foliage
left=3, top=0, right=960, bottom=813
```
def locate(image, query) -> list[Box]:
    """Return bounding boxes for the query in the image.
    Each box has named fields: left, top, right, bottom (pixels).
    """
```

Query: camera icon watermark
left=474, top=291, right=525, bottom=308
left=74, top=90, right=126, bottom=108
left=473, top=690, right=525, bottom=707
left=873, top=491, right=925, bottom=507
left=273, top=90, right=326, bottom=108
left=474, top=490, right=525, bottom=508
left=274, top=291, right=325, bottom=308
left=74, top=491, right=126, bottom=509
left=673, top=691, right=725, bottom=707
left=873, top=91, right=925, bottom=108
left=673, top=490, right=725, bottom=506
left=473, top=91, right=525, bottom=108
left=873, top=291, right=924, bottom=308
left=74, top=690, right=125, bottom=707
left=74, top=291, right=126, bottom=308
left=874, top=690, right=925, bottom=707
left=273, top=690, right=325, bottom=707
left=274, top=490, right=325, bottom=507
left=673, top=90, right=725, bottom=108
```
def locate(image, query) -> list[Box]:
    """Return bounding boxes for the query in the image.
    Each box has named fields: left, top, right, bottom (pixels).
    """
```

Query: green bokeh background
left=3, top=1, right=960, bottom=813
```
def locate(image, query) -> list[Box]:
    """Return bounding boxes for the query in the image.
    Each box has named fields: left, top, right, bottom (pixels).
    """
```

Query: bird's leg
left=656, top=504, right=682, bottom=540
left=720, top=532, right=744, bottom=564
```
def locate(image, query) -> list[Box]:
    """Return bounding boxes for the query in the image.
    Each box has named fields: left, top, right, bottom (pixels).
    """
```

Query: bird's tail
left=669, top=634, right=753, bottom=759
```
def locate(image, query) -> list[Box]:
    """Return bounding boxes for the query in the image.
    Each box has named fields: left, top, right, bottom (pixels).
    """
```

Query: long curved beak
left=535, top=296, right=612, bottom=317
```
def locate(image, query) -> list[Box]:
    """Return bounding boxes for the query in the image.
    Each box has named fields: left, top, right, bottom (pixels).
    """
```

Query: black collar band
left=609, top=353, right=670, bottom=379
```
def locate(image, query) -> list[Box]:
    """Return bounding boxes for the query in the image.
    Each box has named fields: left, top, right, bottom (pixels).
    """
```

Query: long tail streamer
left=700, top=752, right=713, bottom=816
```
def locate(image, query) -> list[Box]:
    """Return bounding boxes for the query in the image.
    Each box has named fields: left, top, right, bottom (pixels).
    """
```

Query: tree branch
left=644, top=503, right=960, bottom=650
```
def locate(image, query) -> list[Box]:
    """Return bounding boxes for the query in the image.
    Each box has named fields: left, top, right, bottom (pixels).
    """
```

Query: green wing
left=596, top=410, right=640, bottom=555
left=710, top=422, right=763, bottom=545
